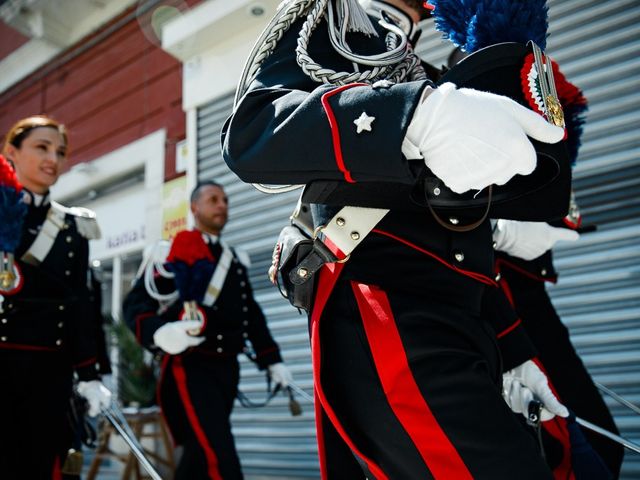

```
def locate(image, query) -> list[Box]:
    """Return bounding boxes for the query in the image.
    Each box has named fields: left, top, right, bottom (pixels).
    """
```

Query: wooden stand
left=86, top=406, right=175, bottom=480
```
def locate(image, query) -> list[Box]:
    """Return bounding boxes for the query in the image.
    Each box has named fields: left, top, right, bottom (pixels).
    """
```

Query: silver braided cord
left=233, top=0, right=426, bottom=194
left=234, top=0, right=314, bottom=107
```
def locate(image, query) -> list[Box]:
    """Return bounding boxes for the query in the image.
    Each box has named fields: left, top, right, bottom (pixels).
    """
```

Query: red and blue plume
left=428, top=0, right=549, bottom=52
left=165, top=230, right=215, bottom=303
left=0, top=154, right=27, bottom=253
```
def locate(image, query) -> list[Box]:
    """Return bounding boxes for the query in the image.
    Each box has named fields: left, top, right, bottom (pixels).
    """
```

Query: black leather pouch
left=269, top=225, right=338, bottom=311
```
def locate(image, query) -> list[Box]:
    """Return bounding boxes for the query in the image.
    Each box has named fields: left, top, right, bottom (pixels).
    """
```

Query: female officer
left=0, top=115, right=111, bottom=479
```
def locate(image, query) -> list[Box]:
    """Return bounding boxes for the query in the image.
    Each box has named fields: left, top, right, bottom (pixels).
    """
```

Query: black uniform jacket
left=222, top=15, right=537, bottom=365
left=123, top=235, right=282, bottom=369
left=0, top=194, right=99, bottom=381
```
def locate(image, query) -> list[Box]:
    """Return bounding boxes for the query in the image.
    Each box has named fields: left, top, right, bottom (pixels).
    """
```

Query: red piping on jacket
left=135, top=312, right=155, bottom=343
left=496, top=257, right=557, bottom=284
left=497, top=319, right=522, bottom=339
left=372, top=229, right=497, bottom=286
left=73, top=356, right=97, bottom=369
left=0, top=342, right=57, bottom=352
left=320, top=83, right=368, bottom=183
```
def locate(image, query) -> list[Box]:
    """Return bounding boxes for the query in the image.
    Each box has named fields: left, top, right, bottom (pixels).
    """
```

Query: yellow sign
left=162, top=175, right=188, bottom=240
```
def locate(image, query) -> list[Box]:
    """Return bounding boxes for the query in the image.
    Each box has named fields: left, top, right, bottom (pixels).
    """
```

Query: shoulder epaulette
left=51, top=201, right=102, bottom=240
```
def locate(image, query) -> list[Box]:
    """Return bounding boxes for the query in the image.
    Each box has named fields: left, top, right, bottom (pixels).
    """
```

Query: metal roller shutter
left=197, top=1, right=639, bottom=477
left=198, top=93, right=319, bottom=478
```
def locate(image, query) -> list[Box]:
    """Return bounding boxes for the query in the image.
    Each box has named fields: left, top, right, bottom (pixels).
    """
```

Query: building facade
left=0, top=0, right=204, bottom=322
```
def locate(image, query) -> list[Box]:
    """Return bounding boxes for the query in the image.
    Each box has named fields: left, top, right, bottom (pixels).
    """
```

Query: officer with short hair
left=123, top=180, right=292, bottom=480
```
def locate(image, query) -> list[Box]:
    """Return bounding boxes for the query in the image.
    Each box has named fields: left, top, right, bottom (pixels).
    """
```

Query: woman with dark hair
left=0, top=115, right=111, bottom=479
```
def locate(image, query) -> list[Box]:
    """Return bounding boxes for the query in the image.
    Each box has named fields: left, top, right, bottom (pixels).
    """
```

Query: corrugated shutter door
left=416, top=1, right=639, bottom=477
left=197, top=94, right=320, bottom=478
left=197, top=1, right=639, bottom=477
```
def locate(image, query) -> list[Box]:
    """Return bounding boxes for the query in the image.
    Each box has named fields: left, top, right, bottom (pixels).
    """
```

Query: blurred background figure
left=123, top=181, right=292, bottom=480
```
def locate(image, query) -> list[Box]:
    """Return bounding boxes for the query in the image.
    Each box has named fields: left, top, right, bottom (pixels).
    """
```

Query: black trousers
left=0, top=350, right=73, bottom=480
left=311, top=261, right=553, bottom=479
left=158, top=352, right=242, bottom=480
left=499, top=268, right=624, bottom=478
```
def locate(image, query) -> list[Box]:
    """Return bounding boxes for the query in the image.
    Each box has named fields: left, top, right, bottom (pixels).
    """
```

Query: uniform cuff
left=255, top=347, right=283, bottom=370
left=496, top=321, right=538, bottom=371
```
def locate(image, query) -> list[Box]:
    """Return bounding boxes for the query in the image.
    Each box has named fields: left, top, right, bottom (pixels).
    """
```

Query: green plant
left=109, top=321, right=157, bottom=407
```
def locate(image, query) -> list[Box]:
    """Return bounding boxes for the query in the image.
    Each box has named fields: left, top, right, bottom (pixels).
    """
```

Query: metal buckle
left=312, top=225, right=350, bottom=263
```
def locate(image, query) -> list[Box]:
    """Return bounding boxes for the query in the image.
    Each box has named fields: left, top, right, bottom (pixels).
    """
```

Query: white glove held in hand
left=153, top=320, right=205, bottom=355
left=404, top=83, right=565, bottom=194
left=77, top=380, right=112, bottom=417
left=268, top=362, right=293, bottom=388
left=502, top=360, right=569, bottom=422
left=493, top=220, right=579, bottom=260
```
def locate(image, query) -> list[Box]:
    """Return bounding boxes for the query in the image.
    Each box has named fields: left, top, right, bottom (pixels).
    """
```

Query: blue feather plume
left=0, top=186, right=27, bottom=252
left=429, top=0, right=549, bottom=52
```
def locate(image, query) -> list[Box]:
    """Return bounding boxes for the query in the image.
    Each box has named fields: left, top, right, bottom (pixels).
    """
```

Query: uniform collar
left=364, top=0, right=422, bottom=45
left=200, top=231, right=220, bottom=245
left=23, top=189, right=50, bottom=207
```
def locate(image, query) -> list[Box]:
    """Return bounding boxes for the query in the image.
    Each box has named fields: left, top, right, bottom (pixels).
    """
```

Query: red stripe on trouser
left=310, top=262, right=389, bottom=480
left=172, top=356, right=223, bottom=480
left=351, top=282, right=474, bottom=479
left=52, top=455, right=62, bottom=480
left=157, top=355, right=178, bottom=447
left=314, top=390, right=328, bottom=480
left=532, top=358, right=575, bottom=480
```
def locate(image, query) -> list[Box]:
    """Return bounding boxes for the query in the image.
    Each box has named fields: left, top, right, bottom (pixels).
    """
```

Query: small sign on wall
left=175, top=139, right=188, bottom=173
left=162, top=175, right=188, bottom=240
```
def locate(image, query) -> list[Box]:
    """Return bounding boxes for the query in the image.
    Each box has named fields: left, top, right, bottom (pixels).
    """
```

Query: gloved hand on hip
left=493, top=219, right=580, bottom=260
left=153, top=320, right=205, bottom=355
left=502, top=359, right=569, bottom=421
left=268, top=362, right=293, bottom=388
left=403, top=82, right=565, bottom=194
left=77, top=380, right=112, bottom=417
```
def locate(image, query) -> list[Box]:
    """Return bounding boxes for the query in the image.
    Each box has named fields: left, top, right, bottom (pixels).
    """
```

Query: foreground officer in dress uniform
left=0, top=115, right=111, bottom=479
left=222, top=0, right=573, bottom=478
left=123, top=181, right=292, bottom=480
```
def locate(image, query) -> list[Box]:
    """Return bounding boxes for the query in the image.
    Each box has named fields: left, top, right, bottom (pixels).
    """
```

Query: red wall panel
left=0, top=6, right=186, bottom=181
left=0, top=22, right=29, bottom=61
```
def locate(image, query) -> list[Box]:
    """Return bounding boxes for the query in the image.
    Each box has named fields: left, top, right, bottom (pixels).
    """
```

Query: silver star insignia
left=372, top=79, right=394, bottom=89
left=354, top=112, right=375, bottom=134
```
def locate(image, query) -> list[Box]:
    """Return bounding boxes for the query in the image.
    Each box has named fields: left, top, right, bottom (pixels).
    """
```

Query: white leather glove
left=268, top=362, right=293, bottom=388
left=493, top=219, right=579, bottom=260
left=502, top=360, right=569, bottom=421
left=77, top=380, right=112, bottom=417
left=403, top=83, right=565, bottom=194
left=153, top=320, right=205, bottom=355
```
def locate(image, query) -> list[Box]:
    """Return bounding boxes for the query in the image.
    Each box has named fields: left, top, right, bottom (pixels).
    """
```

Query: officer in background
left=494, top=217, right=624, bottom=477
left=123, top=180, right=292, bottom=480
left=0, top=115, right=111, bottom=479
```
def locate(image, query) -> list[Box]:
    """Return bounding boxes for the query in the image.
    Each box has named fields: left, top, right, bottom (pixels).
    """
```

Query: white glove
left=268, top=362, right=293, bottom=388
left=77, top=380, right=112, bottom=417
left=502, top=360, right=569, bottom=421
left=493, top=219, right=579, bottom=260
left=153, top=320, right=205, bottom=355
left=403, top=83, right=565, bottom=194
